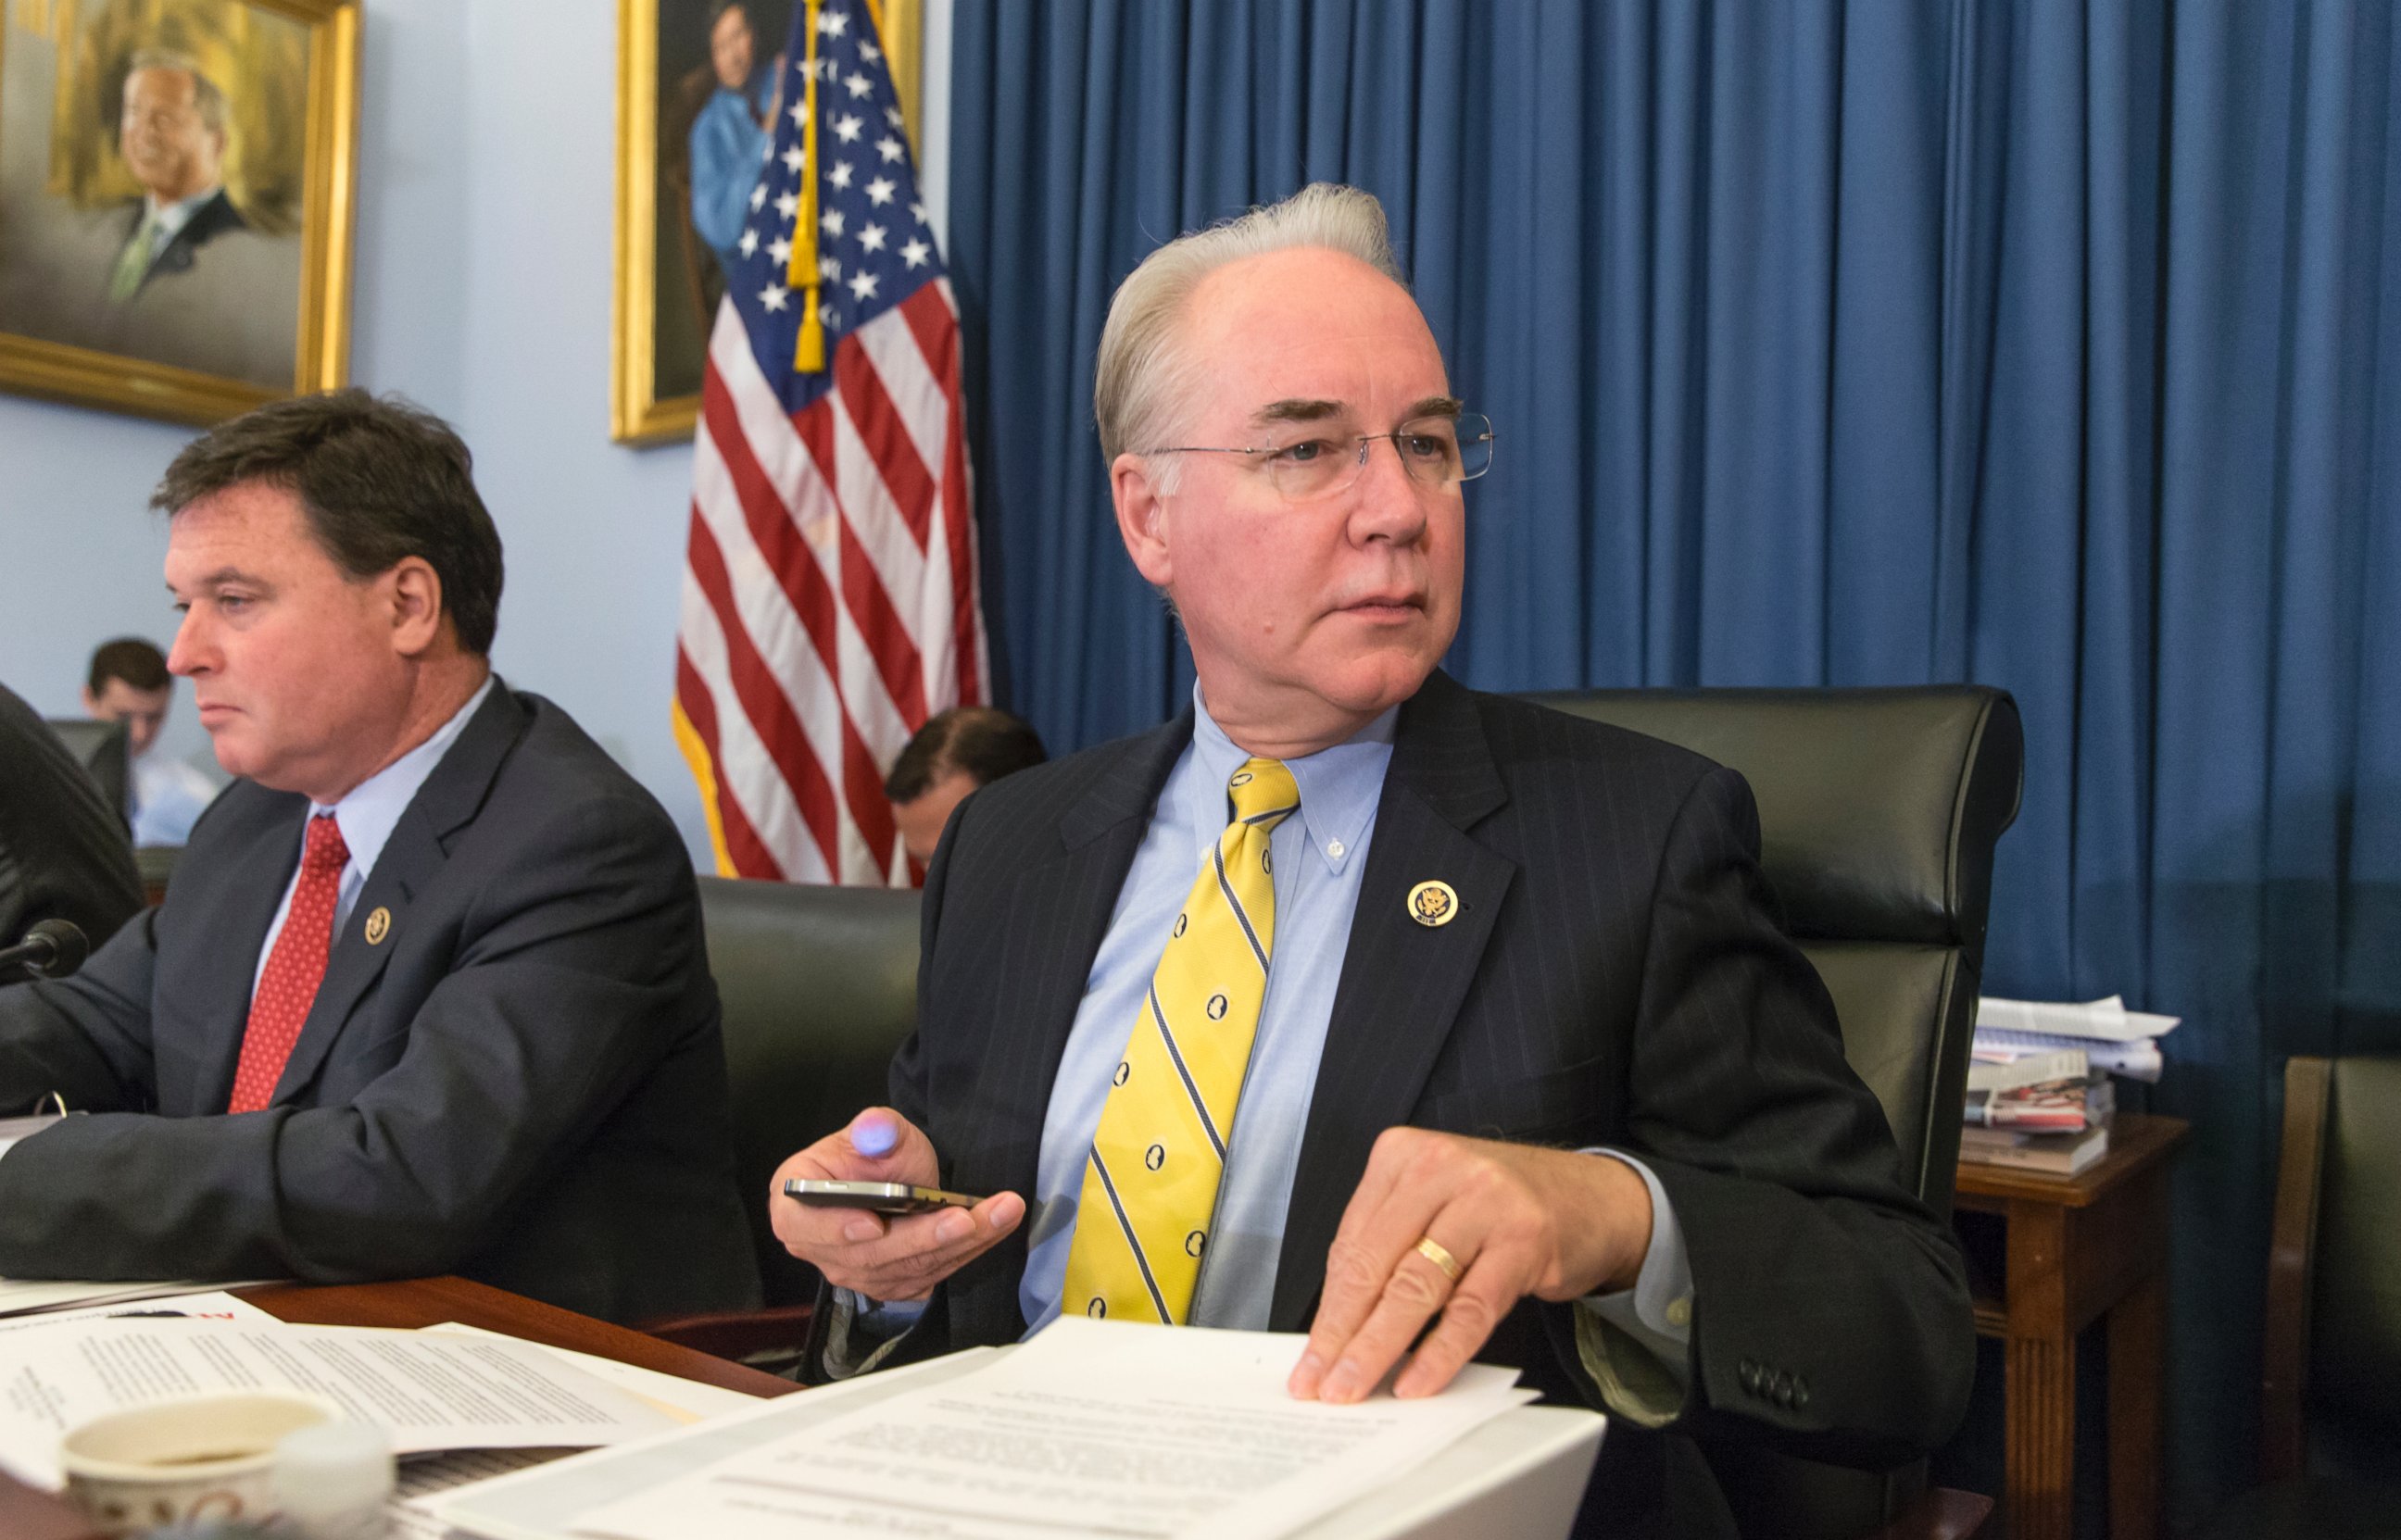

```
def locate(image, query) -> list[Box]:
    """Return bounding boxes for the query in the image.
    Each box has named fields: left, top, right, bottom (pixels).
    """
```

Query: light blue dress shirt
left=130, top=753, right=221, bottom=848
left=1018, top=693, right=1400, bottom=1330
left=249, top=679, right=492, bottom=996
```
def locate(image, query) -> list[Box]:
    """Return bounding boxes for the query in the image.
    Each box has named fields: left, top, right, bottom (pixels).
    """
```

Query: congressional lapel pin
left=1407, top=881, right=1460, bottom=928
left=363, top=907, right=392, bottom=946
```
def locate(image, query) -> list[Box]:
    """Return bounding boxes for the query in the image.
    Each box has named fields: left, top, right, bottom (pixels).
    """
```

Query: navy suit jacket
left=0, top=682, right=758, bottom=1324
left=888, top=670, right=1973, bottom=1534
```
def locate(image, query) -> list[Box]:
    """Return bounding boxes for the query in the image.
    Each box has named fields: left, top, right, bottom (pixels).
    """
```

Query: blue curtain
left=946, top=2, right=2401, bottom=1523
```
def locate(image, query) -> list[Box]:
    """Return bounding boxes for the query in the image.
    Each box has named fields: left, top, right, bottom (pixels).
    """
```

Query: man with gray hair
left=772, top=184, right=1971, bottom=1536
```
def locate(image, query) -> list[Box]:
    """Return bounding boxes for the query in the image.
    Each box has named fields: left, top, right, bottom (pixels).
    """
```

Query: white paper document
left=0, top=1318, right=679, bottom=1488
left=0, top=1277, right=277, bottom=1319
left=388, top=1325, right=766, bottom=1539
left=572, top=1318, right=1535, bottom=1540
left=1976, top=994, right=2180, bottom=1044
left=0, top=1289, right=276, bottom=1336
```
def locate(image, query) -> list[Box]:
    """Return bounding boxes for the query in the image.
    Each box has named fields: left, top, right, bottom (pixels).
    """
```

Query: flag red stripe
left=900, top=286, right=985, bottom=703
left=834, top=341, right=937, bottom=551
left=787, top=392, right=930, bottom=735
left=702, top=370, right=847, bottom=692
left=674, top=644, right=783, bottom=880
left=685, top=501, right=843, bottom=875
left=763, top=393, right=901, bottom=870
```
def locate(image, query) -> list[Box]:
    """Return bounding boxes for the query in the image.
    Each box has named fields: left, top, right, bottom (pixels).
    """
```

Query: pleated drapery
left=945, top=4, right=2401, bottom=1523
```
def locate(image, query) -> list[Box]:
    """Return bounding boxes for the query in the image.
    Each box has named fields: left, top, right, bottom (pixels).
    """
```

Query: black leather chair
left=2194, top=1055, right=2401, bottom=1539
left=1522, top=687, right=2023, bottom=1539
left=44, top=719, right=131, bottom=822
left=694, top=874, right=923, bottom=1309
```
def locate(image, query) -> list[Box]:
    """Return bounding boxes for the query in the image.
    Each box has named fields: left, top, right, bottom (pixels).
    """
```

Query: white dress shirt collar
left=310, top=676, right=494, bottom=881
left=146, top=183, right=224, bottom=243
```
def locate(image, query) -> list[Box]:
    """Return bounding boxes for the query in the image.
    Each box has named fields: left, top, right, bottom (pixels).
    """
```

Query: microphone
left=0, top=920, right=90, bottom=980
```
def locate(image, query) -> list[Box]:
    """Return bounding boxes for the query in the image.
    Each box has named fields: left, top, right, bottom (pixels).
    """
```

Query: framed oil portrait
left=612, top=0, right=917, bottom=445
left=0, top=0, right=358, bottom=426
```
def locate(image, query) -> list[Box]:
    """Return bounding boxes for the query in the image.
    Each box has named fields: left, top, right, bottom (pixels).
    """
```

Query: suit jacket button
left=1773, top=1371, right=1794, bottom=1405
left=1791, top=1376, right=1810, bottom=1409
left=1738, top=1358, right=1758, bottom=1392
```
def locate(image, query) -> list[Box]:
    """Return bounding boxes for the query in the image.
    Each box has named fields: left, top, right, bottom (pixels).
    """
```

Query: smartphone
left=783, top=1178, right=985, bottom=1214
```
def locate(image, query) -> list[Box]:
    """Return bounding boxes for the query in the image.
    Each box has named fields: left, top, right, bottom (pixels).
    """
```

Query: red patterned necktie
left=228, top=814, right=349, bottom=1113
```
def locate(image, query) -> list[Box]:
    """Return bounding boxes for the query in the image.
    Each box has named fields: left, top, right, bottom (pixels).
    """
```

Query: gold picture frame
left=0, top=0, right=358, bottom=426
left=612, top=0, right=919, bottom=445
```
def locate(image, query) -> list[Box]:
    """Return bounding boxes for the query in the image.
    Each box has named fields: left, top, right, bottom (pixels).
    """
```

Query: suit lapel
left=1271, top=671, right=1515, bottom=1329
left=267, top=684, right=529, bottom=1107
left=949, top=708, right=1194, bottom=1346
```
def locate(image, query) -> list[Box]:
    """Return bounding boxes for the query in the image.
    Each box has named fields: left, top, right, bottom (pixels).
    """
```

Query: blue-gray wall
left=2, top=0, right=936, bottom=863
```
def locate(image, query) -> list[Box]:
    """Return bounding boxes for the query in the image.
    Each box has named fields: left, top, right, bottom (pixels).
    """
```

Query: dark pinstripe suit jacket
left=893, top=670, right=1973, bottom=1532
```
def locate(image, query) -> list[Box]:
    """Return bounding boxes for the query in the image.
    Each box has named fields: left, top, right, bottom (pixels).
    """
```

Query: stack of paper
left=0, top=1314, right=687, bottom=1492
left=1973, top=995, right=2178, bottom=1082
left=436, top=1318, right=1607, bottom=1540
left=0, top=1288, right=767, bottom=1539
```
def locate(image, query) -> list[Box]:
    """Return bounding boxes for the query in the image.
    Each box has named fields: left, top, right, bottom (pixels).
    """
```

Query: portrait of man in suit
left=769, top=184, right=1976, bottom=1538
left=0, top=5, right=309, bottom=395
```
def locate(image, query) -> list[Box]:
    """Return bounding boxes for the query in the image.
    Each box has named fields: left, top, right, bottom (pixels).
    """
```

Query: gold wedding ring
left=1414, top=1235, right=1464, bottom=1283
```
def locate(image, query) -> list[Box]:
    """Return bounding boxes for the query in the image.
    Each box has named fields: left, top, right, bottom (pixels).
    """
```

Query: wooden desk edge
left=1954, top=1112, right=2190, bottom=1208
left=236, top=1276, right=801, bottom=1399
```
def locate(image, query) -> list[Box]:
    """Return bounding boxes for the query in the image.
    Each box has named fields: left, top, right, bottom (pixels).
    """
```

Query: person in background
left=886, top=707, right=1049, bottom=872
left=687, top=2, right=775, bottom=281
left=82, top=636, right=220, bottom=847
left=0, top=683, right=143, bottom=978
left=0, top=389, right=756, bottom=1324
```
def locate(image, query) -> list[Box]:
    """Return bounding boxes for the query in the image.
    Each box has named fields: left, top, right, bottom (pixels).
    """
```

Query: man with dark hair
left=0, top=390, right=757, bottom=1324
left=82, top=636, right=220, bottom=847
left=885, top=707, right=1048, bottom=870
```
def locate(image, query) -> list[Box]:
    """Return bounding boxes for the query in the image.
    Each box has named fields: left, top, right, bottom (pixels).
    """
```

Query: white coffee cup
left=58, top=1390, right=343, bottom=1536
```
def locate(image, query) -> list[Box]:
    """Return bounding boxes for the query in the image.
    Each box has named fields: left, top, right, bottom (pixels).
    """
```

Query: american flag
left=673, top=0, right=986, bottom=884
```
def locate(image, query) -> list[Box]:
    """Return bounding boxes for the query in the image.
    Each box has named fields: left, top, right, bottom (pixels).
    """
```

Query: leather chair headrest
left=1517, top=687, right=2022, bottom=968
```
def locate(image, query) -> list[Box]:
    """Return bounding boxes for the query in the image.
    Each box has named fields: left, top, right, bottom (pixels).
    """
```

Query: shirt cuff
left=823, top=1287, right=928, bottom=1380
left=1568, top=1149, right=1694, bottom=1428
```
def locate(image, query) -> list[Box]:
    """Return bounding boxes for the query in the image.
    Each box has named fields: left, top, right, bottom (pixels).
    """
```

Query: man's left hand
left=1288, top=1129, right=1654, bottom=1404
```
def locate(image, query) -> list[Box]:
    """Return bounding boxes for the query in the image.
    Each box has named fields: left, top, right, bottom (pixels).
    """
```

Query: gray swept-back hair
left=1093, top=183, right=1407, bottom=468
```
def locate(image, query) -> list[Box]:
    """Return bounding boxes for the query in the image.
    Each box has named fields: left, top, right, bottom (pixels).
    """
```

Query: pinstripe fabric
left=1060, top=758, right=1299, bottom=1324
left=893, top=670, right=1969, bottom=1499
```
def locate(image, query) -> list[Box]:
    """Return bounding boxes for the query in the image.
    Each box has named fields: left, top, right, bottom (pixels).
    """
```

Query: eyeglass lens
left=1265, top=413, right=1493, bottom=500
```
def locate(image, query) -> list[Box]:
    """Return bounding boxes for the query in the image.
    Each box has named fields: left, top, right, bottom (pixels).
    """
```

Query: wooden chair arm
left=2261, top=1055, right=2332, bottom=1483
left=1863, top=1487, right=1992, bottom=1540
left=636, top=1304, right=816, bottom=1368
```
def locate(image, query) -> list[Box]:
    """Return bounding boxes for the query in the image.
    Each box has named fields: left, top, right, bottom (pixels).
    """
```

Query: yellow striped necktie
left=1062, top=756, right=1300, bottom=1324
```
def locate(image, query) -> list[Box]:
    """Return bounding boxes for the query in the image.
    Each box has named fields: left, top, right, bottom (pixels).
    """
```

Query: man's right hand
left=768, top=1108, right=1025, bottom=1302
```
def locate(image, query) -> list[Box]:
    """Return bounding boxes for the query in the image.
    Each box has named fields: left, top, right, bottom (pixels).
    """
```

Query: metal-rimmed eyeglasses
left=1138, top=412, right=1496, bottom=503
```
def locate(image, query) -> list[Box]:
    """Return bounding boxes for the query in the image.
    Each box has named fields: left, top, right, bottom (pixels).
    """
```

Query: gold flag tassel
left=786, top=0, right=826, bottom=372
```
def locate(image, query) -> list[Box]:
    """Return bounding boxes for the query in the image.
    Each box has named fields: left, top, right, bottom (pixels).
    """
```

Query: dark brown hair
left=151, top=390, right=506, bottom=656
left=87, top=636, right=170, bottom=695
left=885, top=707, right=1048, bottom=802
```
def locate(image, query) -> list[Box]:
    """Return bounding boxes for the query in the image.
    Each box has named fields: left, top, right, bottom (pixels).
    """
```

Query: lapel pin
left=1407, top=881, right=1460, bottom=928
left=363, top=907, right=392, bottom=946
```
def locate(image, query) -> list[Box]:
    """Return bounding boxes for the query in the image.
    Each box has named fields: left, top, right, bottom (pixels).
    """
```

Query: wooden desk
left=0, top=1275, right=794, bottom=1540
left=1954, top=1113, right=2188, bottom=1540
